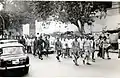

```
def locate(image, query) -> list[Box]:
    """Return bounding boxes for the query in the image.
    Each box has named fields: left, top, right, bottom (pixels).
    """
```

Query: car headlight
left=19, top=58, right=26, bottom=64
left=6, top=60, right=12, bottom=65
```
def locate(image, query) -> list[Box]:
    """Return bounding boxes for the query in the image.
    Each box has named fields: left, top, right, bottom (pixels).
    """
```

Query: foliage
left=0, top=1, right=112, bottom=34
left=28, top=1, right=111, bottom=34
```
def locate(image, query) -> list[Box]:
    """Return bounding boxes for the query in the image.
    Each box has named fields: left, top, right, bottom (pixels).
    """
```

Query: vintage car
left=0, top=43, right=29, bottom=76
left=0, top=40, right=18, bottom=44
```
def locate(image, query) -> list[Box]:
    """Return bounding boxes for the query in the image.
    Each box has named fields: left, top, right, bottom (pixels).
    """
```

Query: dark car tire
left=23, top=67, right=29, bottom=75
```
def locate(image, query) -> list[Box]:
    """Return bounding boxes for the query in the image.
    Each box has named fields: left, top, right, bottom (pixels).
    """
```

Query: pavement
left=24, top=52, right=120, bottom=77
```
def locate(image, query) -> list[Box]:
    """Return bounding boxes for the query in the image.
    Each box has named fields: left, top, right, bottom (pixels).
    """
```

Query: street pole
left=0, top=14, right=5, bottom=39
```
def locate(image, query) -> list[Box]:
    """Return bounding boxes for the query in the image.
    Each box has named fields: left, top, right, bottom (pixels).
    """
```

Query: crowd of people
left=17, top=33, right=112, bottom=66
left=18, top=35, right=51, bottom=60
left=55, top=33, right=112, bottom=66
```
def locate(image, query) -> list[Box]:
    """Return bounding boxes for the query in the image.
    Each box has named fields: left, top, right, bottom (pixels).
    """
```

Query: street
left=24, top=52, right=120, bottom=77
left=0, top=1, right=119, bottom=78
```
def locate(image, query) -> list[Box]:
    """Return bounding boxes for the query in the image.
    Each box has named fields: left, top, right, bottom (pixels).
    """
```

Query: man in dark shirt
left=33, top=37, right=38, bottom=56
left=37, top=36, right=46, bottom=60
left=44, top=36, right=50, bottom=57
left=55, top=38, right=62, bottom=62
left=20, top=36, right=26, bottom=46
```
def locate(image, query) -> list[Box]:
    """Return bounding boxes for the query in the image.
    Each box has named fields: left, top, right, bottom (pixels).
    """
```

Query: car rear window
left=1, top=46, right=25, bottom=56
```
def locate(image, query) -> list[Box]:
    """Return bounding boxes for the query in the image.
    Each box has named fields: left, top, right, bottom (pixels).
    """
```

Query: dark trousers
left=33, top=47, right=37, bottom=55
left=57, top=50, right=61, bottom=57
left=27, top=46, right=32, bottom=53
left=38, top=50, right=43, bottom=59
left=102, top=48, right=110, bottom=58
left=92, top=49, right=95, bottom=60
left=66, top=48, right=70, bottom=57
left=45, top=49, right=49, bottom=56
left=98, top=47, right=102, bottom=57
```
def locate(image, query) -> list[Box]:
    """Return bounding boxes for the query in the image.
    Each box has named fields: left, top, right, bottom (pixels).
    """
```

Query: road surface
left=24, top=52, right=120, bottom=77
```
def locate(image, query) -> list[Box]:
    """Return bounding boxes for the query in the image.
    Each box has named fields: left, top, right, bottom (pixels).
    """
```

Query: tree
left=0, top=1, right=112, bottom=35
left=0, top=1, right=35, bottom=35
left=58, top=1, right=112, bottom=34
left=29, top=1, right=111, bottom=34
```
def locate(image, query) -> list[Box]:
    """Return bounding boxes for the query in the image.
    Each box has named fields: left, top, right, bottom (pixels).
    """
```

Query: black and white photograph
left=0, top=0, right=120, bottom=77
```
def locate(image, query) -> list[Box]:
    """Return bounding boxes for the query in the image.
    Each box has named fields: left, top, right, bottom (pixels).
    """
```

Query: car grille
left=5, top=60, right=26, bottom=67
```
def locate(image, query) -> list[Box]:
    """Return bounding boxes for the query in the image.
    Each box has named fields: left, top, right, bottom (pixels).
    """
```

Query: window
left=1, top=46, right=24, bottom=56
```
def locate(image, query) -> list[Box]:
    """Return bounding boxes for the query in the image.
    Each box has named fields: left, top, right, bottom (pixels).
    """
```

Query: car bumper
left=0, top=64, right=30, bottom=70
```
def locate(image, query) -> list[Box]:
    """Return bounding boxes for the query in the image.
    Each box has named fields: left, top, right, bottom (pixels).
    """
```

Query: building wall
left=107, top=2, right=120, bottom=16
left=29, top=21, right=35, bottom=36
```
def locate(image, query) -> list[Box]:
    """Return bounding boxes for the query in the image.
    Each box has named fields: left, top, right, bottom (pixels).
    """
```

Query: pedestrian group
left=18, top=34, right=111, bottom=66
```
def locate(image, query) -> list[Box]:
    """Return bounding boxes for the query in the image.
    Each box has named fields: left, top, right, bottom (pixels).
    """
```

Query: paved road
left=25, top=52, right=120, bottom=77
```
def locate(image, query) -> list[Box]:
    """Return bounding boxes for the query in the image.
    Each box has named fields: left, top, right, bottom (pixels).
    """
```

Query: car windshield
left=1, top=46, right=24, bottom=56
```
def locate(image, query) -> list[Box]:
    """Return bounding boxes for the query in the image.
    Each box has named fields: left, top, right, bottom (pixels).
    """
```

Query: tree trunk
left=77, top=26, right=81, bottom=34
left=81, top=25, right=85, bottom=35
left=77, top=19, right=85, bottom=35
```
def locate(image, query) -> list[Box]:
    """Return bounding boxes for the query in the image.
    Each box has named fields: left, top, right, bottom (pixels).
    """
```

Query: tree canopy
left=0, top=1, right=112, bottom=35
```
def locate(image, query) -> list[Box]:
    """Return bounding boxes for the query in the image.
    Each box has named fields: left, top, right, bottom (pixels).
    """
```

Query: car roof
left=0, top=43, right=23, bottom=48
left=0, top=40, right=18, bottom=42
left=0, top=40, right=18, bottom=44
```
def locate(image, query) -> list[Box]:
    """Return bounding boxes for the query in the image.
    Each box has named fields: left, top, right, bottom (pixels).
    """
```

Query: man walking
left=97, top=37, right=103, bottom=58
left=55, top=38, right=62, bottom=62
left=44, top=36, right=50, bottom=57
left=83, top=37, right=91, bottom=65
left=78, top=37, right=84, bottom=58
left=67, top=37, right=72, bottom=58
left=102, top=38, right=111, bottom=59
left=37, top=36, right=46, bottom=60
left=90, top=37, right=96, bottom=62
left=33, top=37, right=38, bottom=56
left=19, top=36, right=26, bottom=47
left=61, top=38, right=66, bottom=58
left=72, top=37, right=80, bottom=66
left=26, top=37, right=32, bottom=53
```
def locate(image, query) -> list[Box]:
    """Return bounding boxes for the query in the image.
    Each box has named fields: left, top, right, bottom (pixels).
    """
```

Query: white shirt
left=61, top=39, right=66, bottom=49
left=67, top=39, right=73, bottom=48
left=79, top=39, right=84, bottom=49
left=26, top=39, right=32, bottom=46
left=84, top=39, right=90, bottom=47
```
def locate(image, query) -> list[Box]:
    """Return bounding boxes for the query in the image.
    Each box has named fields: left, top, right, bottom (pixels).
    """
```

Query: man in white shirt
left=67, top=38, right=73, bottom=58
left=26, top=37, right=32, bottom=53
left=78, top=37, right=84, bottom=58
left=83, top=37, right=91, bottom=65
left=61, top=38, right=67, bottom=58
left=72, top=37, right=80, bottom=66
